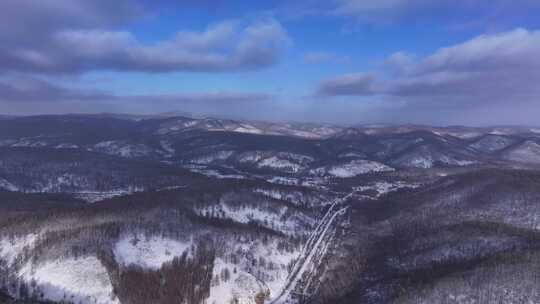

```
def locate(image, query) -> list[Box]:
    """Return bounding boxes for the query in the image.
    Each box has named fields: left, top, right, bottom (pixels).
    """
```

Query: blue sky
left=103, top=2, right=477, bottom=95
left=1, top=0, right=540, bottom=125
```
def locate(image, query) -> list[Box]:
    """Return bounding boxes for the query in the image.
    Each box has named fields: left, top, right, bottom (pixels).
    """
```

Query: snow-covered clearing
left=192, top=151, right=234, bottom=164
left=313, top=160, right=394, bottom=178
left=208, top=238, right=299, bottom=304
left=188, top=167, right=246, bottom=179
left=113, top=234, right=192, bottom=269
left=207, top=258, right=267, bottom=304
left=19, top=256, right=118, bottom=304
left=73, top=188, right=143, bottom=203
left=196, top=204, right=312, bottom=236
left=257, top=157, right=303, bottom=173
left=354, top=181, right=420, bottom=198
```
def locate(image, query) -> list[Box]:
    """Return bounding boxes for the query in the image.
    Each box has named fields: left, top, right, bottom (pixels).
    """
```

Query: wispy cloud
left=284, top=0, right=540, bottom=29
left=316, top=73, right=377, bottom=96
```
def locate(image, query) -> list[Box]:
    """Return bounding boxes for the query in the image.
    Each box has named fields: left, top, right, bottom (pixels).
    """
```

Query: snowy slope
left=0, top=178, right=18, bottom=191
left=391, top=145, right=476, bottom=169
left=469, top=135, right=516, bottom=153
left=502, top=140, right=540, bottom=164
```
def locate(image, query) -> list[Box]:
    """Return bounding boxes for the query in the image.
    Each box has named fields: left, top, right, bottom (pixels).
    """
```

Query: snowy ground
left=354, top=181, right=420, bottom=198
left=196, top=203, right=313, bottom=236
left=236, top=151, right=313, bottom=173
left=113, top=234, right=193, bottom=269
left=191, top=151, right=235, bottom=164
left=503, top=140, right=540, bottom=164
left=159, top=140, right=175, bottom=157
left=469, top=135, right=515, bottom=153
left=73, top=188, right=143, bottom=203
left=257, top=157, right=303, bottom=173
left=312, top=160, right=394, bottom=178
left=266, top=176, right=300, bottom=186
left=0, top=234, right=38, bottom=265
left=19, top=256, right=118, bottom=304
left=187, top=167, right=247, bottom=179
left=395, top=153, right=476, bottom=169
left=207, top=239, right=299, bottom=304
left=207, top=258, right=267, bottom=304
left=0, top=177, right=18, bottom=191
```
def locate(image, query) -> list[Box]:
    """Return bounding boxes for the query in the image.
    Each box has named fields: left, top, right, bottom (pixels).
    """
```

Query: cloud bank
left=317, top=29, right=540, bottom=107
left=0, top=1, right=290, bottom=74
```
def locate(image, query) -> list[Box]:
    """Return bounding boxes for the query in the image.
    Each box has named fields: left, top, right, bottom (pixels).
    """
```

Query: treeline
left=0, top=147, right=202, bottom=193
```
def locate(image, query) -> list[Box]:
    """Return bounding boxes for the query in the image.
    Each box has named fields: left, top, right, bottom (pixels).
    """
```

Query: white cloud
left=2, top=19, right=290, bottom=74
left=318, top=29, right=540, bottom=103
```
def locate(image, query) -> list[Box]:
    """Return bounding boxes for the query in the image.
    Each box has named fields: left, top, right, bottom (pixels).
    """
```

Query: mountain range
left=0, top=114, right=539, bottom=304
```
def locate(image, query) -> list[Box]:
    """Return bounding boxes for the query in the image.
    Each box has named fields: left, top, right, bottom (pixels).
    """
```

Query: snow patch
left=114, top=235, right=192, bottom=269
left=407, top=156, right=434, bottom=169
left=192, top=151, right=234, bottom=164
left=0, top=234, right=38, bottom=265
left=55, top=143, right=79, bottom=149
left=188, top=168, right=246, bottom=179
left=73, top=188, right=143, bottom=203
left=0, top=178, right=18, bottom=191
left=19, top=256, right=118, bottom=304
left=232, top=124, right=264, bottom=135
left=266, top=176, right=299, bottom=186
left=439, top=156, right=477, bottom=167
left=196, top=204, right=311, bottom=235
left=503, top=140, right=540, bottom=164
left=470, top=135, right=515, bottom=153
left=11, top=140, right=48, bottom=147
left=317, top=160, right=394, bottom=178
left=354, top=181, right=419, bottom=198
left=207, top=259, right=267, bottom=304
left=257, top=157, right=303, bottom=173
left=160, top=140, right=175, bottom=156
